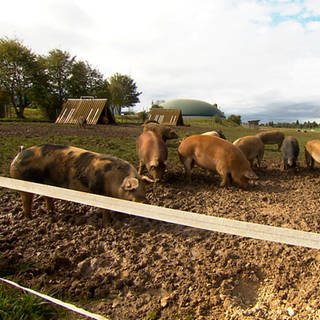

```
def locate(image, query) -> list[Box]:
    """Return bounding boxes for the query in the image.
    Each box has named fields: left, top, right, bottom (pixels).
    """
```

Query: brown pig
left=305, top=139, right=320, bottom=169
left=178, top=135, right=258, bottom=188
left=136, top=130, right=168, bottom=181
left=142, top=122, right=178, bottom=142
left=233, top=135, right=264, bottom=168
left=10, top=144, right=149, bottom=217
left=201, top=130, right=226, bottom=140
left=256, top=130, right=285, bottom=150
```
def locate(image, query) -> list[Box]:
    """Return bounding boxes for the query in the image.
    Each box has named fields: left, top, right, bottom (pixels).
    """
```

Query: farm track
left=0, top=123, right=320, bottom=320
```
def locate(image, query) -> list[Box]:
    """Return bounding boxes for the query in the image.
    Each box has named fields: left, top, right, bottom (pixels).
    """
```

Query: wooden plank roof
left=148, top=108, right=184, bottom=126
left=55, top=98, right=108, bottom=124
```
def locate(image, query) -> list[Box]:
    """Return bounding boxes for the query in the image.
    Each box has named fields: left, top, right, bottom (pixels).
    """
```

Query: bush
left=213, top=115, right=223, bottom=124
left=227, top=114, right=241, bottom=125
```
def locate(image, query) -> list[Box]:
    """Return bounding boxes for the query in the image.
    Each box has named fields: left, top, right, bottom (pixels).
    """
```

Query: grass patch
left=0, top=284, right=64, bottom=320
left=0, top=107, right=50, bottom=123
left=23, top=108, right=49, bottom=121
left=144, top=310, right=160, bottom=320
left=1, top=122, right=320, bottom=176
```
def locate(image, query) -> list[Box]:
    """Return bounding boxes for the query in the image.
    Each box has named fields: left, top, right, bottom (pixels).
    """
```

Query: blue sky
left=1, top=0, right=320, bottom=123
left=271, top=13, right=320, bottom=25
left=267, top=0, right=320, bottom=26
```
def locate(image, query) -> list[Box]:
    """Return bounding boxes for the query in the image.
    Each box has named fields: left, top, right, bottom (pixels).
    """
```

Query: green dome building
left=160, top=99, right=224, bottom=118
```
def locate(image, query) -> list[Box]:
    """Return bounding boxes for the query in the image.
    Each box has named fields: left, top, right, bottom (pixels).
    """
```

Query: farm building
left=160, top=99, right=224, bottom=118
left=55, top=98, right=115, bottom=125
left=148, top=108, right=184, bottom=126
left=247, top=120, right=260, bottom=129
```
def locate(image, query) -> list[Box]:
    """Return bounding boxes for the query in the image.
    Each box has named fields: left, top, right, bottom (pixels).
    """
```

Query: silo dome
left=160, top=99, right=223, bottom=117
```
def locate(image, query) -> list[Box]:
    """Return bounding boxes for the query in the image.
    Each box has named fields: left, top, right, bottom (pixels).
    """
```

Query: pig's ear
left=244, top=170, right=258, bottom=180
left=121, top=177, right=139, bottom=191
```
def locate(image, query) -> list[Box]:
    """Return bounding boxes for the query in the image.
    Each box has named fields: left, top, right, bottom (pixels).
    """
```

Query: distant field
left=1, top=120, right=319, bottom=177
left=1, top=108, right=320, bottom=175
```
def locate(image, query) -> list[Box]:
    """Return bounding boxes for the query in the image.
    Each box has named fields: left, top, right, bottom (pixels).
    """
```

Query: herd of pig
left=9, top=121, right=320, bottom=218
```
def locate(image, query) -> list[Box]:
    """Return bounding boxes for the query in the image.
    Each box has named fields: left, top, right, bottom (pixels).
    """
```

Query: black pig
left=281, top=136, right=300, bottom=170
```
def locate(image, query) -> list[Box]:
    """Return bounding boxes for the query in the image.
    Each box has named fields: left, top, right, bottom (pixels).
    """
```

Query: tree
left=0, top=38, right=46, bottom=118
left=95, top=79, right=110, bottom=99
left=42, top=49, right=75, bottom=105
left=69, top=60, right=105, bottom=98
left=68, top=60, right=88, bottom=98
left=108, top=73, right=141, bottom=115
left=227, top=114, right=241, bottom=125
left=0, top=88, right=10, bottom=117
left=41, top=51, right=110, bottom=120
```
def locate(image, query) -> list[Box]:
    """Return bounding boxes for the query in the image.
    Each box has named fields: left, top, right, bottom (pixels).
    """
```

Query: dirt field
left=0, top=123, right=320, bottom=320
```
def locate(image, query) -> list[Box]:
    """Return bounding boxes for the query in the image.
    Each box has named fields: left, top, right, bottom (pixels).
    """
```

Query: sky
left=1, top=0, right=320, bottom=123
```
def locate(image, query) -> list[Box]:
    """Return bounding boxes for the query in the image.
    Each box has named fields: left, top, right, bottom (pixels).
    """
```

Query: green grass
left=23, top=108, right=49, bottom=121
left=0, top=284, right=63, bottom=320
left=1, top=121, right=320, bottom=177
left=183, top=117, right=239, bottom=128
left=0, top=107, right=49, bottom=122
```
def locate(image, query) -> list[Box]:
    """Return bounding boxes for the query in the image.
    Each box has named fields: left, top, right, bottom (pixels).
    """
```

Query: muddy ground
left=0, top=123, right=319, bottom=320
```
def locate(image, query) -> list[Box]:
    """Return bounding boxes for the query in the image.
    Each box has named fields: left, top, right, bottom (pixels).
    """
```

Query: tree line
left=266, top=120, right=319, bottom=129
left=0, top=38, right=141, bottom=120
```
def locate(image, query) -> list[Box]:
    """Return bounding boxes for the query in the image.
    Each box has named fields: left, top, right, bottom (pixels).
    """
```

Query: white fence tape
left=0, top=277, right=109, bottom=320
left=0, top=176, right=320, bottom=249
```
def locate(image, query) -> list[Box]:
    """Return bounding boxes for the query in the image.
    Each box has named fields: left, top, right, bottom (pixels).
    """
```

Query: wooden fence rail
left=0, top=176, right=319, bottom=250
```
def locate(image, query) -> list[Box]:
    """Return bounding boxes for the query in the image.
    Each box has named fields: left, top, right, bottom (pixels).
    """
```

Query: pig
left=10, top=144, right=149, bottom=218
left=143, top=119, right=159, bottom=124
left=136, top=130, right=168, bottom=182
left=77, top=116, right=87, bottom=128
left=233, top=136, right=264, bottom=168
left=280, top=136, right=300, bottom=170
left=142, top=122, right=178, bottom=142
left=256, top=130, right=285, bottom=150
left=201, top=130, right=226, bottom=140
left=305, top=140, right=320, bottom=169
left=178, top=135, right=258, bottom=188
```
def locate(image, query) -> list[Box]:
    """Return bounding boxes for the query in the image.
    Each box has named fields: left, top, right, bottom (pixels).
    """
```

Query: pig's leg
left=20, top=191, right=33, bottom=218
left=138, top=160, right=144, bottom=175
left=282, top=161, right=288, bottom=171
left=216, top=165, right=230, bottom=187
left=310, top=157, right=315, bottom=169
left=182, top=157, right=193, bottom=183
left=219, top=174, right=230, bottom=187
left=305, top=151, right=313, bottom=169
left=257, top=149, right=264, bottom=168
left=45, top=197, right=55, bottom=213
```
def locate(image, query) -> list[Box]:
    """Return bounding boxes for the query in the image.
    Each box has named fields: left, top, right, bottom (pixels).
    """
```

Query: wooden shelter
left=247, top=120, right=260, bottom=129
left=148, top=108, right=184, bottom=126
left=55, top=98, right=115, bottom=125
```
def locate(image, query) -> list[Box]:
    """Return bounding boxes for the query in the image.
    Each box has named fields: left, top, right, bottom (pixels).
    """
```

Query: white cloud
left=306, top=21, right=320, bottom=30
left=1, top=0, right=320, bottom=122
left=305, top=0, right=320, bottom=15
